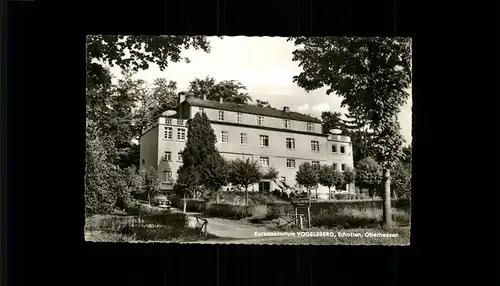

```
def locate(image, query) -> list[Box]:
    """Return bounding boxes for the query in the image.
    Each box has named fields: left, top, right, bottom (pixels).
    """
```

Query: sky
left=108, top=36, right=412, bottom=144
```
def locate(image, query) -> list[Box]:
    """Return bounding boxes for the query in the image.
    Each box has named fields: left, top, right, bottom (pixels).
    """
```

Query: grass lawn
left=85, top=202, right=216, bottom=242
left=231, top=227, right=410, bottom=245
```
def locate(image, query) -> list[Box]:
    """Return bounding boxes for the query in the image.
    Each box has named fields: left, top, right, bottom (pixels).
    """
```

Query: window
left=199, top=108, right=204, bottom=113
left=311, top=141, right=320, bottom=152
left=164, top=127, right=173, bottom=139
left=142, top=159, right=145, bottom=164
left=333, top=163, right=338, bottom=170
left=177, top=119, right=184, bottom=125
left=283, top=119, right=291, bottom=129
left=165, top=118, right=172, bottom=124
left=312, top=161, right=320, bottom=168
left=259, top=135, right=269, bottom=147
left=240, top=133, right=247, bottom=145
left=218, top=111, right=225, bottom=121
left=341, top=164, right=346, bottom=171
left=340, top=145, right=346, bottom=154
left=260, top=157, right=270, bottom=167
left=163, top=171, right=172, bottom=183
left=237, top=113, right=243, bottom=123
left=332, top=144, right=337, bottom=153
left=307, top=123, right=314, bottom=132
left=221, top=131, right=228, bottom=143
left=285, top=138, right=295, bottom=149
left=286, top=159, right=296, bottom=168
left=177, top=153, right=182, bottom=161
left=256, top=116, right=264, bottom=125
left=164, top=151, right=171, bottom=161
left=177, top=128, right=186, bottom=141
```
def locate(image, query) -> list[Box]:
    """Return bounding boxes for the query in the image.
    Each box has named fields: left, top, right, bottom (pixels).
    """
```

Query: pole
left=299, top=215, right=303, bottom=230
left=307, top=207, right=311, bottom=228
left=295, top=207, right=298, bottom=227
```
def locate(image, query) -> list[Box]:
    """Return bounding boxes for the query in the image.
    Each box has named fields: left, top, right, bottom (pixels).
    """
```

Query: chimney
left=219, top=97, right=223, bottom=103
left=283, top=106, right=290, bottom=113
left=203, top=94, right=207, bottom=101
left=178, top=92, right=186, bottom=105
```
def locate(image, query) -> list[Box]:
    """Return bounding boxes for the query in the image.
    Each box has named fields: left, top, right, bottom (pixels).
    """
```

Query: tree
left=200, top=154, right=230, bottom=203
left=321, top=111, right=348, bottom=134
left=318, top=165, right=339, bottom=199
left=355, top=157, right=382, bottom=199
left=295, top=162, right=320, bottom=198
left=121, top=166, right=144, bottom=203
left=289, top=37, right=412, bottom=227
left=228, top=158, right=263, bottom=206
left=263, top=166, right=279, bottom=181
left=402, top=144, right=412, bottom=167
left=175, top=112, right=222, bottom=208
left=86, top=35, right=212, bottom=86
left=85, top=136, right=118, bottom=217
left=134, top=77, right=178, bottom=136
left=390, top=161, right=411, bottom=199
left=141, top=167, right=161, bottom=205
left=186, top=76, right=252, bottom=104
left=343, top=166, right=356, bottom=193
left=255, top=99, right=272, bottom=108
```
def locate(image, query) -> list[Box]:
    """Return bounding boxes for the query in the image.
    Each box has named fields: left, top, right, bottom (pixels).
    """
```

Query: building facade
left=140, top=93, right=354, bottom=199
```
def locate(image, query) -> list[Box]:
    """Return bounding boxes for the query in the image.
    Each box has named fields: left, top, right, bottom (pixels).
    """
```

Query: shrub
left=311, top=207, right=410, bottom=229
left=204, top=203, right=269, bottom=220
left=311, top=210, right=380, bottom=229
left=141, top=212, right=189, bottom=229
left=265, top=203, right=294, bottom=219
left=392, top=209, right=411, bottom=226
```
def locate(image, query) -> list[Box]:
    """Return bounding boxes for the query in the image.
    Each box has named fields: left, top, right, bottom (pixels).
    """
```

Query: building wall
left=139, top=125, right=159, bottom=171
left=141, top=103, right=355, bottom=195
left=157, top=118, right=189, bottom=190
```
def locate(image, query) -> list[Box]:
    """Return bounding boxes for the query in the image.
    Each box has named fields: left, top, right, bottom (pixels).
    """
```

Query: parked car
left=150, top=195, right=171, bottom=209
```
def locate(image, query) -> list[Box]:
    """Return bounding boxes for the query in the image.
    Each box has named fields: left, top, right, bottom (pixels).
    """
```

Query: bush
left=265, top=203, right=294, bottom=219
left=312, top=209, right=380, bottom=229
left=392, top=209, right=411, bottom=226
left=311, top=199, right=411, bottom=213
left=141, top=212, right=189, bottom=229
left=204, top=203, right=269, bottom=220
left=311, top=207, right=410, bottom=229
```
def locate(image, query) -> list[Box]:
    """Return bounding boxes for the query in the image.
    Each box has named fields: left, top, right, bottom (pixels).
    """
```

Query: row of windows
left=161, top=162, right=348, bottom=183
left=249, top=157, right=349, bottom=171
left=221, top=132, right=346, bottom=153
left=216, top=110, right=315, bottom=131
left=164, top=127, right=186, bottom=141
left=164, top=118, right=184, bottom=125
left=163, top=151, right=182, bottom=162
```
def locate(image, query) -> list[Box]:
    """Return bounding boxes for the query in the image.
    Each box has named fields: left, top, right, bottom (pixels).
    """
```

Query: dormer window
left=165, top=118, right=172, bottom=124
left=218, top=111, right=225, bottom=121
left=283, top=119, right=291, bottom=129
left=237, top=113, right=243, bottom=123
left=307, top=123, right=314, bottom=132
left=257, top=116, right=264, bottom=126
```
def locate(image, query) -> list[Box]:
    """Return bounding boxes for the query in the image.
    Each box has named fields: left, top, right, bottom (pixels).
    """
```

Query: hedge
left=168, top=198, right=410, bottom=223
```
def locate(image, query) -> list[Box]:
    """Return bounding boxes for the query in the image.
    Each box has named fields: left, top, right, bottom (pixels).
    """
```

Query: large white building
left=140, top=93, right=354, bottom=199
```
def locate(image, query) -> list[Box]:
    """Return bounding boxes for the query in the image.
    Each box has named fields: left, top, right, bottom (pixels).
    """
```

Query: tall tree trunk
left=382, top=168, right=393, bottom=227
left=216, top=189, right=220, bottom=203
left=148, top=192, right=151, bottom=205
left=244, top=185, right=249, bottom=206
left=315, top=186, right=318, bottom=199
left=328, top=186, right=331, bottom=200
left=183, top=193, right=187, bottom=213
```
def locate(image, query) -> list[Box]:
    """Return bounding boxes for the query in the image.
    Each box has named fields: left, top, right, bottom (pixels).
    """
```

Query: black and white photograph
left=85, top=36, right=412, bottom=245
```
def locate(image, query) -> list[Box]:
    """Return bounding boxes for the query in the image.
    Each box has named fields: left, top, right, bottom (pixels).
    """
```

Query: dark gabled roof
left=183, top=98, right=322, bottom=123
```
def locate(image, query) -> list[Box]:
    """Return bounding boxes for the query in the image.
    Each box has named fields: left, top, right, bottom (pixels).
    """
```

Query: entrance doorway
left=259, top=181, right=271, bottom=192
